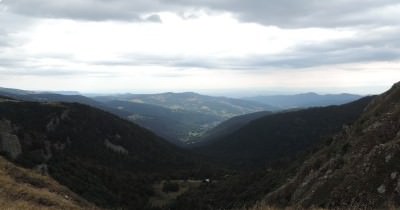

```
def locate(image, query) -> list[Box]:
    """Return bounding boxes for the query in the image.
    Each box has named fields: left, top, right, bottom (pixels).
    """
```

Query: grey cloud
left=248, top=48, right=400, bottom=69
left=0, top=69, right=76, bottom=76
left=1, top=0, right=400, bottom=75
left=0, top=65, right=116, bottom=77
left=0, top=52, right=107, bottom=77
left=271, top=27, right=400, bottom=68
left=91, top=54, right=229, bottom=69
left=1, top=0, right=170, bottom=21
left=0, top=60, right=89, bottom=76
left=152, top=72, right=191, bottom=78
left=0, top=11, right=34, bottom=48
left=219, top=27, right=400, bottom=69
left=229, top=40, right=400, bottom=69
left=92, top=26, right=400, bottom=70
left=0, top=57, right=27, bottom=68
left=144, top=14, right=162, bottom=23
left=0, top=33, right=10, bottom=47
left=3, top=0, right=400, bottom=27
left=168, top=0, right=400, bottom=28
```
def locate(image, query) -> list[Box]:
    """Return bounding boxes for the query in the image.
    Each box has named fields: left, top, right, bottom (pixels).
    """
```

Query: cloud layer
left=3, top=0, right=400, bottom=27
left=0, top=0, right=399, bottom=93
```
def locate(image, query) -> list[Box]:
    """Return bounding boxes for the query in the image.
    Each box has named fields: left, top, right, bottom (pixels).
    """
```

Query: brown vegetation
left=150, top=179, right=202, bottom=208
left=0, top=156, right=98, bottom=210
left=244, top=200, right=398, bottom=210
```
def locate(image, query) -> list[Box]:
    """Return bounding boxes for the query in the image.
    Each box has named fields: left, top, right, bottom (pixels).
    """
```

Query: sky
left=0, top=0, right=400, bottom=96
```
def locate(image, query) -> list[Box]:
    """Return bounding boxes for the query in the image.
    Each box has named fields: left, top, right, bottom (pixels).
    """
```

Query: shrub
left=162, top=181, right=179, bottom=193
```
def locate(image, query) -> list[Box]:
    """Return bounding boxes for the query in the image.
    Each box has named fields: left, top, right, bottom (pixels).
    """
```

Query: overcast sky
left=1, top=0, right=400, bottom=95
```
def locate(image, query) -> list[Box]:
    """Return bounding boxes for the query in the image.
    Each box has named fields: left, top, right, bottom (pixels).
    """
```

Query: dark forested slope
left=196, top=96, right=373, bottom=168
left=0, top=97, right=213, bottom=209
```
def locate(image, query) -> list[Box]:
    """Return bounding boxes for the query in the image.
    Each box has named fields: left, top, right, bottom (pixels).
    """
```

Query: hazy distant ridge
left=243, top=92, right=362, bottom=109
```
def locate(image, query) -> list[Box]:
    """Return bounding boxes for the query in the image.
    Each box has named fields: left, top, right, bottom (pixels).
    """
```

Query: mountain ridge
left=244, top=92, right=363, bottom=109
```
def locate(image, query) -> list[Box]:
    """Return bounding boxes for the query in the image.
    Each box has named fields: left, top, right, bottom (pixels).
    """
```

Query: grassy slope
left=0, top=156, right=97, bottom=210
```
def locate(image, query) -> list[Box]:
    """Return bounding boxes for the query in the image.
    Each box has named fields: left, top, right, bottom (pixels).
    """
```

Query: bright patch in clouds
left=23, top=13, right=354, bottom=61
left=1, top=0, right=400, bottom=95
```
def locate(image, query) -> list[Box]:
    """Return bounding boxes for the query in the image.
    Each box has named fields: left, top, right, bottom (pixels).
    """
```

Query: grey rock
left=104, top=139, right=128, bottom=155
left=35, top=163, right=49, bottom=176
left=391, top=172, right=398, bottom=180
left=0, top=133, right=22, bottom=159
left=0, top=120, right=22, bottom=159
left=385, top=154, right=393, bottom=163
left=377, top=184, right=386, bottom=194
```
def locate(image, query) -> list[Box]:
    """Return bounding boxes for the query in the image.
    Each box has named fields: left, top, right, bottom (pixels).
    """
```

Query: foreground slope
left=265, top=82, right=400, bottom=208
left=195, top=97, right=373, bottom=168
left=0, top=97, right=211, bottom=209
left=0, top=156, right=97, bottom=210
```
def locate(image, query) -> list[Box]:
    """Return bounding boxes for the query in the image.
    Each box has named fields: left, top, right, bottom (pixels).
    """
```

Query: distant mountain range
left=0, top=88, right=366, bottom=147
left=0, top=90, right=132, bottom=122
left=93, top=92, right=274, bottom=143
left=0, top=87, right=80, bottom=95
left=94, top=92, right=274, bottom=118
left=243, top=92, right=363, bottom=109
left=0, top=88, right=275, bottom=144
left=0, top=87, right=37, bottom=95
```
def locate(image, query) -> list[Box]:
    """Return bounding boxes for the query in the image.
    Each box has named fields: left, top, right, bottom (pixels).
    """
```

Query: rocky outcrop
left=104, top=139, right=128, bottom=155
left=265, top=81, right=400, bottom=208
left=34, top=163, right=49, bottom=175
left=46, top=117, right=60, bottom=132
left=46, top=109, right=70, bottom=132
left=0, top=120, right=22, bottom=159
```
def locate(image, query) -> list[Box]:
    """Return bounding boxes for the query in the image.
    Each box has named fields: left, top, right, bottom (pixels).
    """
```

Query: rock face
left=0, top=120, right=22, bottom=159
left=265, top=81, right=400, bottom=208
left=104, top=139, right=128, bottom=155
